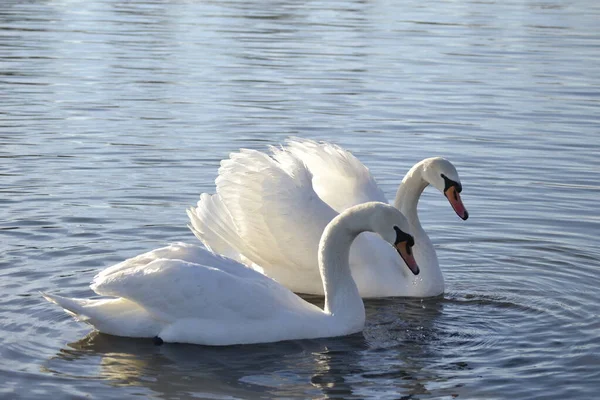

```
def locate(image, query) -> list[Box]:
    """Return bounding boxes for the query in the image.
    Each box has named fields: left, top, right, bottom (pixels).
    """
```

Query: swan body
left=44, top=203, right=417, bottom=346
left=188, top=139, right=468, bottom=298
left=289, top=139, right=469, bottom=296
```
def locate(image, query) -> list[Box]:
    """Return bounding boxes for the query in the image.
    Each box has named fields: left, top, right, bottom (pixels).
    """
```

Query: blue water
left=1, top=0, right=599, bottom=398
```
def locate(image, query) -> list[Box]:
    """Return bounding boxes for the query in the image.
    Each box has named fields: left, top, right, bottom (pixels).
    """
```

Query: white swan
left=286, top=139, right=469, bottom=296
left=188, top=140, right=467, bottom=298
left=43, top=202, right=418, bottom=346
left=285, top=138, right=468, bottom=220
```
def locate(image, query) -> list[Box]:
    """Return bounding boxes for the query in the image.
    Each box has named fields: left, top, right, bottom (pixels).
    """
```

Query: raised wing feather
left=215, top=148, right=337, bottom=281
left=285, top=138, right=387, bottom=212
left=187, top=194, right=243, bottom=262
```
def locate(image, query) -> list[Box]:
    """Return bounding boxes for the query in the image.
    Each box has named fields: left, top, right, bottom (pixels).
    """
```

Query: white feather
left=44, top=203, right=416, bottom=345
left=285, top=137, right=387, bottom=211
left=189, top=141, right=468, bottom=298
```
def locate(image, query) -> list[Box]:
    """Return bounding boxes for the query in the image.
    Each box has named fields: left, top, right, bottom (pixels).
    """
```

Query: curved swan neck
left=393, top=162, right=429, bottom=229
left=318, top=205, right=373, bottom=321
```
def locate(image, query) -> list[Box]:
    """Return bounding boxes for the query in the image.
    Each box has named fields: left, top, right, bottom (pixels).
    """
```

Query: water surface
left=1, top=0, right=599, bottom=398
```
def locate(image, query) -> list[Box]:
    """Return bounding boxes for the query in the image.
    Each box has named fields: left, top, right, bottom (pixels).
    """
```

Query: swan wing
left=93, top=242, right=257, bottom=283
left=213, top=148, right=337, bottom=292
left=285, top=138, right=387, bottom=212
left=91, top=248, right=314, bottom=324
left=187, top=193, right=245, bottom=263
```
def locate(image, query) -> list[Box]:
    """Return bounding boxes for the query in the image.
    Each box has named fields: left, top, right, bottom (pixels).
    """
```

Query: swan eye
left=441, top=173, right=462, bottom=193
left=393, top=226, right=414, bottom=247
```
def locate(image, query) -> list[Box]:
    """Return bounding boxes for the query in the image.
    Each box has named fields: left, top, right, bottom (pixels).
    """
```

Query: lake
left=1, top=0, right=599, bottom=398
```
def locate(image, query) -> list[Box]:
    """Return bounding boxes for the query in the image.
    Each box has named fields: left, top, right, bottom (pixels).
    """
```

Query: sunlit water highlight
left=1, top=0, right=599, bottom=398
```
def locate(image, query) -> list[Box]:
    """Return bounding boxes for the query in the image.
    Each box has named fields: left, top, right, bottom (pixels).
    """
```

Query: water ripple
left=1, top=0, right=599, bottom=398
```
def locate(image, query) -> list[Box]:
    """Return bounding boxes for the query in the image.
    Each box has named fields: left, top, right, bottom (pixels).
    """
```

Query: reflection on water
left=2, top=0, right=600, bottom=398
left=50, top=333, right=332, bottom=398
left=37, top=262, right=600, bottom=399
left=42, top=295, right=541, bottom=399
left=45, top=298, right=450, bottom=399
left=47, top=329, right=362, bottom=398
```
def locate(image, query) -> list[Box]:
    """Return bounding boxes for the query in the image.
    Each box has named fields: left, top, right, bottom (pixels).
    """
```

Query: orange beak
left=395, top=241, right=420, bottom=275
left=445, top=185, right=469, bottom=220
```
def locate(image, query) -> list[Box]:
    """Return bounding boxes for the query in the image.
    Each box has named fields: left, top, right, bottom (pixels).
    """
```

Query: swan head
left=367, top=203, right=420, bottom=276
left=422, top=157, right=469, bottom=221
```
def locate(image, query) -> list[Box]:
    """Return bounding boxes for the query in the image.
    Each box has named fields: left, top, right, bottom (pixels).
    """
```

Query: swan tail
left=187, top=193, right=244, bottom=262
left=43, top=292, right=92, bottom=319
left=42, top=292, right=162, bottom=338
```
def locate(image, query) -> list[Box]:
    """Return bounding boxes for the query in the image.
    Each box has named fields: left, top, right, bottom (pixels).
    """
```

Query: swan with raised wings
left=188, top=140, right=468, bottom=297
left=43, top=202, right=417, bottom=346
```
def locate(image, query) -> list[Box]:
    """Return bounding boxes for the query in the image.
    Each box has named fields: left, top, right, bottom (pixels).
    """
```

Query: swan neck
left=393, top=164, right=429, bottom=229
left=318, top=207, right=368, bottom=322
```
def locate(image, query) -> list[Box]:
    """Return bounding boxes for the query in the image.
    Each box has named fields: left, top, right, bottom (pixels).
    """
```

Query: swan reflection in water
left=44, top=296, right=454, bottom=399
